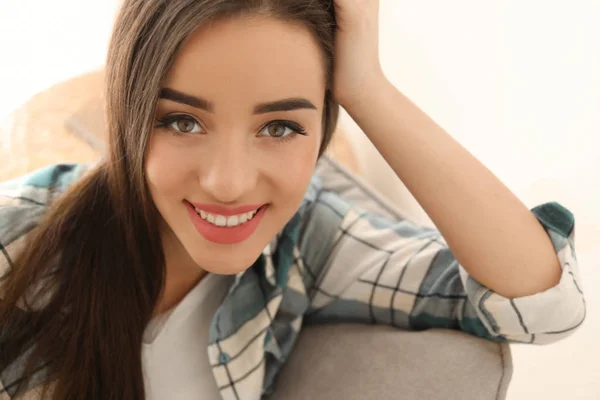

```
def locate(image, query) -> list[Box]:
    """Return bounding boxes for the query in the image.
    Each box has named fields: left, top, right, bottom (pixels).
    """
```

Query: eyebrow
left=159, top=87, right=317, bottom=114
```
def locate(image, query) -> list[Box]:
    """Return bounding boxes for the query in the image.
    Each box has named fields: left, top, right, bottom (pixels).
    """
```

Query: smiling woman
left=0, top=1, right=341, bottom=399
left=145, top=15, right=329, bottom=290
left=0, top=0, right=586, bottom=399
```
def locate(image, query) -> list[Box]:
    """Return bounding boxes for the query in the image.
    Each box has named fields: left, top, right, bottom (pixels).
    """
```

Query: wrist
left=337, top=72, right=391, bottom=112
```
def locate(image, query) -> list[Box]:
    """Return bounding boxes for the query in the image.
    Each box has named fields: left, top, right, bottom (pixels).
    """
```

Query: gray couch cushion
left=270, top=323, right=512, bottom=400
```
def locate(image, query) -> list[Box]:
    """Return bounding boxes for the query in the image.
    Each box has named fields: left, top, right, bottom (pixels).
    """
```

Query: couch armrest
left=269, top=323, right=512, bottom=400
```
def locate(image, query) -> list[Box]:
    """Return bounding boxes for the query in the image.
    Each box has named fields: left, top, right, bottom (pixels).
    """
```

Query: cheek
left=267, top=137, right=320, bottom=203
left=145, top=135, right=193, bottom=201
left=275, top=155, right=315, bottom=193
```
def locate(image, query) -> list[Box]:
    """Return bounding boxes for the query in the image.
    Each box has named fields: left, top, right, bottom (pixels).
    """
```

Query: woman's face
left=145, top=15, right=326, bottom=276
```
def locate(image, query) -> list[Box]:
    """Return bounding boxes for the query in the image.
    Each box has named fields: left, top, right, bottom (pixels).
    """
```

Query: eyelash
left=154, top=114, right=308, bottom=143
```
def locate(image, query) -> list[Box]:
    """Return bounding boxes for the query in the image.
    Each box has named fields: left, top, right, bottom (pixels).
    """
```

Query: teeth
left=193, top=206, right=263, bottom=228
left=226, top=215, right=238, bottom=227
left=215, top=215, right=227, bottom=227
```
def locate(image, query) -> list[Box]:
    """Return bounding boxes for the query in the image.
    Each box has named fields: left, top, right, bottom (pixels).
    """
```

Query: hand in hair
left=331, top=0, right=385, bottom=106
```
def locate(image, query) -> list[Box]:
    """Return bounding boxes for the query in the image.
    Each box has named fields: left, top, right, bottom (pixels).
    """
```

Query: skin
left=145, top=15, right=326, bottom=315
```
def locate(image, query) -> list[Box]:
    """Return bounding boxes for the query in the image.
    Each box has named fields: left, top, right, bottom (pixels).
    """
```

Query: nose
left=199, top=140, right=258, bottom=204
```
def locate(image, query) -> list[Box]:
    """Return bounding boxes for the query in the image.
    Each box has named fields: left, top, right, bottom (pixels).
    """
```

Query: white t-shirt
left=141, top=273, right=234, bottom=400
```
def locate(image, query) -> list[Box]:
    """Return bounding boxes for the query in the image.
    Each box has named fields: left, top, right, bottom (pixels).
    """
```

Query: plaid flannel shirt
left=0, top=155, right=586, bottom=399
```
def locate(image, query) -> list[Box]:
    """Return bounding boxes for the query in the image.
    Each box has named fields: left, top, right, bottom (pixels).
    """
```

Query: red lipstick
left=184, top=200, right=269, bottom=245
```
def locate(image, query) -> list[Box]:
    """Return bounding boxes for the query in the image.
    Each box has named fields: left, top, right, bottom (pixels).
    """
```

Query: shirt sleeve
left=297, top=158, right=585, bottom=345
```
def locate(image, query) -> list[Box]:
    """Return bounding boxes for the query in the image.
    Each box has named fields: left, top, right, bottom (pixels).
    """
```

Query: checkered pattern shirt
left=0, top=155, right=585, bottom=399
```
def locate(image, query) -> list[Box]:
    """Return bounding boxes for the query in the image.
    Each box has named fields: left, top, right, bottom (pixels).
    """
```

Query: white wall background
left=0, top=1, right=598, bottom=399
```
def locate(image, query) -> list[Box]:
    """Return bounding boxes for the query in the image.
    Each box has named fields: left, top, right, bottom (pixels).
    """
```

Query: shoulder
left=0, top=163, right=93, bottom=208
left=0, top=162, right=92, bottom=235
left=0, top=163, right=93, bottom=277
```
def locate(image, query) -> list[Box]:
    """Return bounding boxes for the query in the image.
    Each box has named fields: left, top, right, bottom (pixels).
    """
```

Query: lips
left=185, top=201, right=268, bottom=245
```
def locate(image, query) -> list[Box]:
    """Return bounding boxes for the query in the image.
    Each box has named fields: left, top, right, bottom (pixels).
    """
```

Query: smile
left=193, top=206, right=260, bottom=227
left=184, top=201, right=269, bottom=245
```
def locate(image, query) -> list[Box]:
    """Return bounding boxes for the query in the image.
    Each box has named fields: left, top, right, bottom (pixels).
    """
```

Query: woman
left=0, top=0, right=585, bottom=399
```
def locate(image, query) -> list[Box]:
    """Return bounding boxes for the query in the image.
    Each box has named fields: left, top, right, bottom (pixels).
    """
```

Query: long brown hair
left=0, top=0, right=339, bottom=398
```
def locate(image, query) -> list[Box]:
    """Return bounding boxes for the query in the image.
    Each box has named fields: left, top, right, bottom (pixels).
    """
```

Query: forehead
left=163, top=15, right=326, bottom=112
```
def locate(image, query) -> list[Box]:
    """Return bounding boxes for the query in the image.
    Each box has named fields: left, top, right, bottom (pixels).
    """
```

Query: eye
left=258, top=120, right=307, bottom=139
left=156, top=114, right=203, bottom=135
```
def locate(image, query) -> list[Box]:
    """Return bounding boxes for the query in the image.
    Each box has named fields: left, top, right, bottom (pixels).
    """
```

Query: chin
left=203, top=263, right=249, bottom=276
left=190, top=249, right=262, bottom=276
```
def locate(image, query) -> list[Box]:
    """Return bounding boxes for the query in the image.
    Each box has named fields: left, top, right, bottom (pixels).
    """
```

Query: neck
left=152, top=223, right=208, bottom=318
left=152, top=268, right=208, bottom=317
